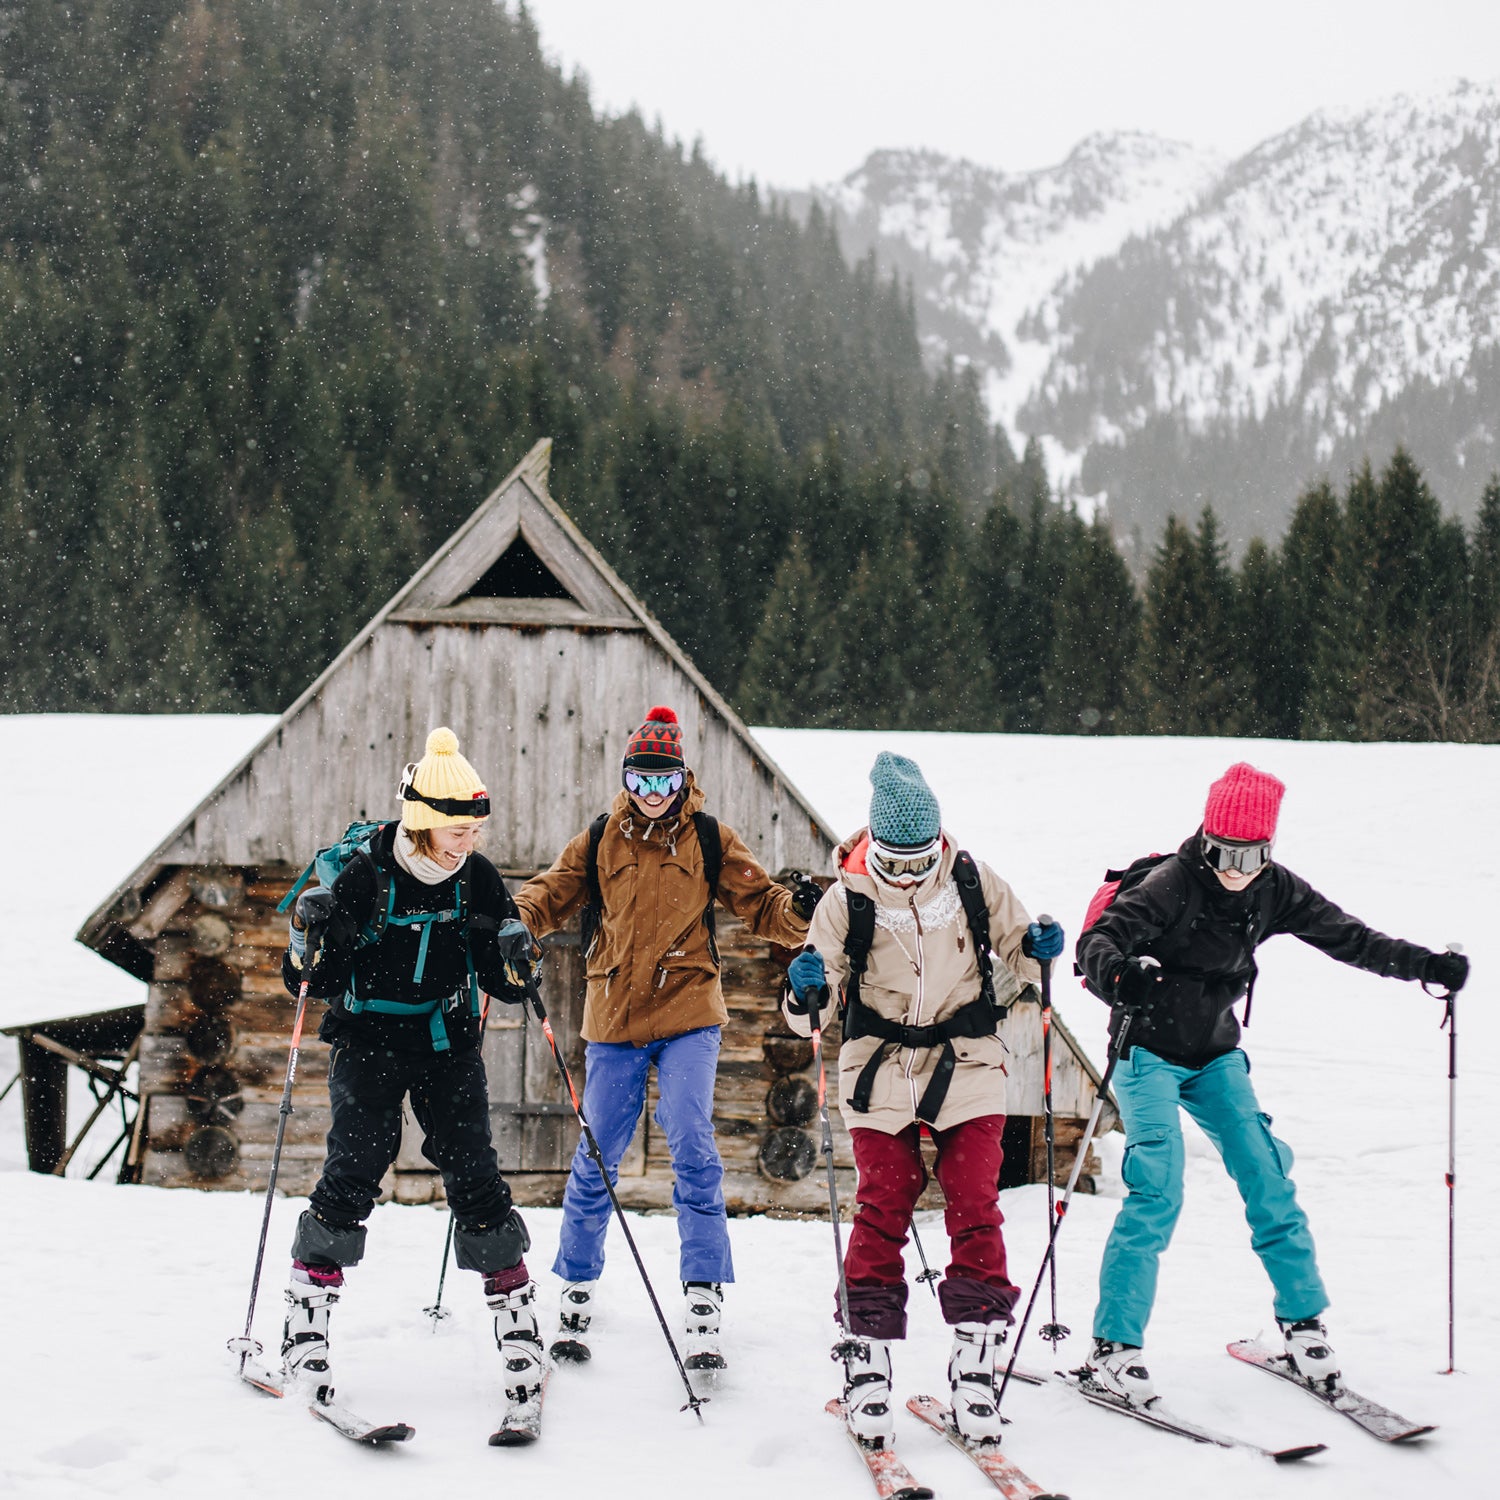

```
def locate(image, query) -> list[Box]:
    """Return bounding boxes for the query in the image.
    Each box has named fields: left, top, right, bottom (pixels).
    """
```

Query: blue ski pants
left=552, top=1026, right=734, bottom=1284
left=1093, top=1047, right=1327, bottom=1346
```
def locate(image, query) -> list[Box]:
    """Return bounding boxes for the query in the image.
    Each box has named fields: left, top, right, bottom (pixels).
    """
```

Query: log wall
left=134, top=868, right=1108, bottom=1209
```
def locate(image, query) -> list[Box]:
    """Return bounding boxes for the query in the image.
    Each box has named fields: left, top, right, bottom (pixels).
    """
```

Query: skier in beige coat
left=783, top=752, right=1063, bottom=1450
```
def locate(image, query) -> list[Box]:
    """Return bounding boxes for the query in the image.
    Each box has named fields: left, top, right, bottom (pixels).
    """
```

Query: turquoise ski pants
left=1093, top=1046, right=1327, bottom=1346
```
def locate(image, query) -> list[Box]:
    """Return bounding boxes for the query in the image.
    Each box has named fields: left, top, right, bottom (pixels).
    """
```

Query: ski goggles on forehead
left=399, top=765, right=490, bottom=818
left=1201, top=832, right=1273, bottom=874
left=869, top=836, right=942, bottom=884
left=623, top=769, right=684, bottom=798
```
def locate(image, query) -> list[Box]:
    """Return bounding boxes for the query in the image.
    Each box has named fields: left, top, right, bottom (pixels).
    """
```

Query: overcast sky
left=519, top=0, right=1500, bottom=187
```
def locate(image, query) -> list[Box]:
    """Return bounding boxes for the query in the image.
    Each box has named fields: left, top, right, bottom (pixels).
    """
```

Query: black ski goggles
left=1201, top=832, right=1272, bottom=874
left=399, top=769, right=490, bottom=819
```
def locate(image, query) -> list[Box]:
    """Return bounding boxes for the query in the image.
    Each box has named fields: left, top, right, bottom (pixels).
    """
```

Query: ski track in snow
left=2, top=717, right=1497, bottom=1497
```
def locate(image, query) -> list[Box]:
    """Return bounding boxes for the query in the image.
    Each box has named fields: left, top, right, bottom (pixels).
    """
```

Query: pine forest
left=3, top=0, right=1498, bottom=741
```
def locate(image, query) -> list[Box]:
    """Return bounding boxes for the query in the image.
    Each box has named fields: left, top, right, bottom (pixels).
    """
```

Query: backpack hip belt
left=845, top=993, right=998, bottom=1125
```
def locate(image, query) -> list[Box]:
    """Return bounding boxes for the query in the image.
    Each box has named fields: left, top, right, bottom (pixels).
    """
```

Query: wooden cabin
left=75, top=439, right=1112, bottom=1212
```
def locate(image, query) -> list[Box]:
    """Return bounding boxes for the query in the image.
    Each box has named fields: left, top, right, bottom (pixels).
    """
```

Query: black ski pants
left=308, top=1038, right=512, bottom=1237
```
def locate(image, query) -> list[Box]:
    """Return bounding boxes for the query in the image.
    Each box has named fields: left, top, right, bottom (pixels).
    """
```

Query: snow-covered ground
left=2, top=717, right=1495, bottom=1498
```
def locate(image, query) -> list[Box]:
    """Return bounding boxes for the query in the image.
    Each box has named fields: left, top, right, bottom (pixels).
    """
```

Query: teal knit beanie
left=868, top=752, right=941, bottom=849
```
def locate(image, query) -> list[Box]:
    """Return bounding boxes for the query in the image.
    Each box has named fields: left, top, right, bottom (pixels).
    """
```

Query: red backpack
left=1076, top=852, right=1176, bottom=989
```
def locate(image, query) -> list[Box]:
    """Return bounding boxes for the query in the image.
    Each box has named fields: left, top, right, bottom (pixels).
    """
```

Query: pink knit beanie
left=1203, top=763, right=1285, bottom=842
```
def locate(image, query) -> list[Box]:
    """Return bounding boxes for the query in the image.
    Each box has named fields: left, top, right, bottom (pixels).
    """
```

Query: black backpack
left=579, top=811, right=722, bottom=962
left=840, top=850, right=1007, bottom=1125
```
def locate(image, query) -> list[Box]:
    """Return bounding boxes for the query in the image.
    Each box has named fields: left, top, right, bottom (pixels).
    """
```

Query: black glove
left=495, top=917, right=540, bottom=987
left=1422, top=950, right=1469, bottom=994
left=1114, top=956, right=1165, bottom=1015
left=787, top=874, right=823, bottom=923
left=293, top=887, right=336, bottom=939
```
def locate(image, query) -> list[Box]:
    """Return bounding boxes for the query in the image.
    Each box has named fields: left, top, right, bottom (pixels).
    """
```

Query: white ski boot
left=1279, top=1317, right=1341, bottom=1391
left=836, top=1336, right=896, bottom=1449
left=684, top=1281, right=727, bottom=1372
left=281, top=1273, right=339, bottom=1396
left=947, top=1321, right=1007, bottom=1445
left=550, top=1279, right=596, bottom=1364
left=1083, top=1338, right=1157, bottom=1406
left=490, top=1280, right=547, bottom=1439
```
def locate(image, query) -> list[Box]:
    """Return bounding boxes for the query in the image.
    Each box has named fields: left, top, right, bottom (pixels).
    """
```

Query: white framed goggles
left=1202, top=832, right=1273, bottom=874
left=624, top=769, right=684, bottom=798
left=869, top=836, right=941, bottom=886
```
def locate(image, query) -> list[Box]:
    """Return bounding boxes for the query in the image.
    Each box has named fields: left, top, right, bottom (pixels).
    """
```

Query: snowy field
left=2, top=716, right=1496, bottom=1499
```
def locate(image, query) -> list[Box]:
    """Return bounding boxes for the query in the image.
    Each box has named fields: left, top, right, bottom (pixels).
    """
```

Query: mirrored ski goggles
left=623, top=769, right=685, bottom=798
left=869, top=836, right=942, bottom=885
left=1201, top=832, right=1273, bottom=874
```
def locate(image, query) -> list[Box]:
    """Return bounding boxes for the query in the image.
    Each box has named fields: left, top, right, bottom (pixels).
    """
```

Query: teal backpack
left=277, top=820, right=485, bottom=1051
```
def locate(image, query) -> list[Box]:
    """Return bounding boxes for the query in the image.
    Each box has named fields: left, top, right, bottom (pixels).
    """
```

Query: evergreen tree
left=1042, top=513, right=1140, bottom=734
left=1233, top=537, right=1300, bottom=738
left=735, top=536, right=837, bottom=725
left=1135, top=508, right=1240, bottom=734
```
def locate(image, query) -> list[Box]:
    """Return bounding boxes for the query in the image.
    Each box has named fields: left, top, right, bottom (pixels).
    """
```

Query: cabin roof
left=77, top=439, right=837, bottom=963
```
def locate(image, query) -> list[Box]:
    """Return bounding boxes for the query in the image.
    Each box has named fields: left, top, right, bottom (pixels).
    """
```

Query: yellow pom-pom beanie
left=399, top=727, right=490, bottom=830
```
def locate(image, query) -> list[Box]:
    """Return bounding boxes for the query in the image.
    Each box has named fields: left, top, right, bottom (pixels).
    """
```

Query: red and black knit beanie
left=623, top=706, right=685, bottom=770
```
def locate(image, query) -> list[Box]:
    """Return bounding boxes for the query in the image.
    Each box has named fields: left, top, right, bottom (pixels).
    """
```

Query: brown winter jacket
left=515, top=775, right=810, bottom=1045
left=782, top=829, right=1040, bottom=1134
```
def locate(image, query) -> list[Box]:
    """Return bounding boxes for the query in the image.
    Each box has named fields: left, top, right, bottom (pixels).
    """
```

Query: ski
left=825, top=1398, right=934, bottom=1500
left=237, top=1358, right=414, bottom=1443
left=1027, top=1364, right=1324, bottom=1462
left=489, top=1370, right=551, bottom=1446
left=1227, top=1339, right=1437, bottom=1443
left=906, top=1394, right=1069, bottom=1499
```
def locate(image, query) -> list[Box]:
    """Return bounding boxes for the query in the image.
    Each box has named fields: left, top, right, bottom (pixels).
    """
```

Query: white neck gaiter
left=395, top=826, right=468, bottom=885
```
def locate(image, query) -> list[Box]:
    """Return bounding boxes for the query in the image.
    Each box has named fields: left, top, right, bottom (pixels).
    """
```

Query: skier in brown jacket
left=514, top=706, right=818, bottom=1369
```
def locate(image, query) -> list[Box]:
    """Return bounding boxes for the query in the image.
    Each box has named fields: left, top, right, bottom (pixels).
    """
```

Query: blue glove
left=1022, top=919, right=1065, bottom=962
left=786, top=948, right=827, bottom=1014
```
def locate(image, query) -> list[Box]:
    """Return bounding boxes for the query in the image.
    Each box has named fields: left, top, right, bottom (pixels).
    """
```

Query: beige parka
left=783, top=829, right=1040, bottom=1134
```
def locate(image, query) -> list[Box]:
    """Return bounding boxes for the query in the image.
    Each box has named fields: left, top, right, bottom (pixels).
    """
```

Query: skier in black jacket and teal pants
left=279, top=727, right=543, bottom=1428
left=1074, top=762, right=1468, bottom=1405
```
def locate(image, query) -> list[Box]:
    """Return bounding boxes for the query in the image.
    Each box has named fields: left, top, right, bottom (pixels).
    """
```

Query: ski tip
left=1271, top=1443, right=1327, bottom=1463
left=1389, top=1425, right=1438, bottom=1443
left=364, top=1423, right=415, bottom=1444
left=488, top=1427, right=539, bottom=1447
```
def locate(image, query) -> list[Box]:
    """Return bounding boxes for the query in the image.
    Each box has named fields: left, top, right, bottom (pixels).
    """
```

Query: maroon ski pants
left=841, top=1115, right=1019, bottom=1339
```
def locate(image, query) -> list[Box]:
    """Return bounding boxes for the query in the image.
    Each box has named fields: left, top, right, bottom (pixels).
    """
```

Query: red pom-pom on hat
left=644, top=706, right=678, bottom=724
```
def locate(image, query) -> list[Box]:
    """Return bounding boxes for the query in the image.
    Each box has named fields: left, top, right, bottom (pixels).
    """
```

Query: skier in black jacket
left=279, top=727, right=543, bottom=1426
left=1074, top=762, right=1468, bottom=1405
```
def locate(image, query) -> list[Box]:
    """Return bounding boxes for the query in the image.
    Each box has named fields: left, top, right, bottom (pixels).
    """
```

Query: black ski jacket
left=281, top=823, right=525, bottom=1053
left=1075, top=832, right=1434, bottom=1069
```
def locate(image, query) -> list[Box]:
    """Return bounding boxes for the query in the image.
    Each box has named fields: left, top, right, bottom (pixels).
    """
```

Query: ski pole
left=423, top=991, right=492, bottom=1327
left=801, top=955, right=859, bottom=1349
left=909, top=1217, right=940, bottom=1298
left=519, top=971, right=706, bottom=1422
left=997, top=1005, right=1137, bottom=1410
left=1033, top=921, right=1069, bottom=1348
left=425, top=1213, right=456, bottom=1327
left=227, top=966, right=316, bottom=1371
left=1425, top=942, right=1464, bottom=1375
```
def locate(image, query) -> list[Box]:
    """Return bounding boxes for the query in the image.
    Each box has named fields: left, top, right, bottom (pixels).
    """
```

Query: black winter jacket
left=1075, top=832, right=1434, bottom=1068
left=281, top=822, right=525, bottom=1053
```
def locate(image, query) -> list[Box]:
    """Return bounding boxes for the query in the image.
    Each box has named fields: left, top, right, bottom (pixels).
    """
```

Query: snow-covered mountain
left=816, top=80, right=1500, bottom=545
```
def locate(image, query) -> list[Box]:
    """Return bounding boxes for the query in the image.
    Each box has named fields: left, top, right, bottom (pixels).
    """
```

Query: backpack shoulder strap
left=952, top=851, right=1002, bottom=1017
left=579, top=813, right=610, bottom=960
left=840, top=886, right=878, bottom=1029
left=692, top=812, right=722, bottom=898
